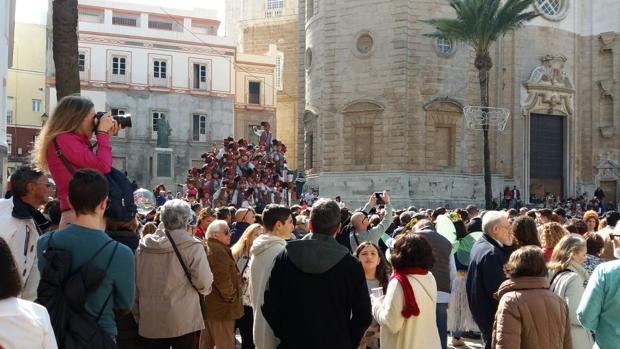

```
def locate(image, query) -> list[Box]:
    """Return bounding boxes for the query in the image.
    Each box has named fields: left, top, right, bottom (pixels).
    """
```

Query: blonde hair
left=231, top=223, right=264, bottom=259
left=539, top=222, right=567, bottom=249
left=32, top=95, right=94, bottom=171
left=548, top=234, right=586, bottom=272
left=140, top=222, right=158, bottom=238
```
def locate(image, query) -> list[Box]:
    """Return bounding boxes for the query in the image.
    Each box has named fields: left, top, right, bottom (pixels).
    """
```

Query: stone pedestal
left=154, top=147, right=173, bottom=179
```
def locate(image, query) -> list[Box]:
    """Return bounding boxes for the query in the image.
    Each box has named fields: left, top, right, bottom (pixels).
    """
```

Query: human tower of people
left=1, top=95, right=619, bottom=349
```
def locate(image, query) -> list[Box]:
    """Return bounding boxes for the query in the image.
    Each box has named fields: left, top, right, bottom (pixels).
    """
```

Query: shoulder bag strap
left=165, top=230, right=199, bottom=292
left=409, top=275, right=436, bottom=303
left=549, top=269, right=573, bottom=292
left=52, top=138, right=76, bottom=174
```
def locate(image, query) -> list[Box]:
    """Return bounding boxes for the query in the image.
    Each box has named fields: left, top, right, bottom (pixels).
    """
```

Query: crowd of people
left=173, top=120, right=296, bottom=211
left=1, top=95, right=620, bottom=349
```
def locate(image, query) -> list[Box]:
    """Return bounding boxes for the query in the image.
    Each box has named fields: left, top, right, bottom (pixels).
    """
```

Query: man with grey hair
left=202, top=219, right=243, bottom=348
left=466, top=210, right=514, bottom=349
left=262, top=199, right=372, bottom=349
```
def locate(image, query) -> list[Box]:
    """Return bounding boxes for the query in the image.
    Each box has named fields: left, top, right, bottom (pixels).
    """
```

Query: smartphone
left=374, top=192, right=385, bottom=205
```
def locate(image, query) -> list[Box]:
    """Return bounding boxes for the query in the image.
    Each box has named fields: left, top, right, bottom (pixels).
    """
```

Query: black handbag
left=165, top=230, right=207, bottom=320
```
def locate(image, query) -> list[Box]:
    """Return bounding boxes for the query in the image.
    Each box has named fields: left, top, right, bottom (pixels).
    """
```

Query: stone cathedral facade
left=297, top=0, right=620, bottom=208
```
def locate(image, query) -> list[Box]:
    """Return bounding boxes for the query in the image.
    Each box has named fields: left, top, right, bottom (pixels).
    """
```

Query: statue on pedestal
left=156, top=118, right=171, bottom=148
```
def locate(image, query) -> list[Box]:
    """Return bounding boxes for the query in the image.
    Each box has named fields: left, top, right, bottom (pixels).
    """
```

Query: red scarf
left=389, top=267, right=428, bottom=318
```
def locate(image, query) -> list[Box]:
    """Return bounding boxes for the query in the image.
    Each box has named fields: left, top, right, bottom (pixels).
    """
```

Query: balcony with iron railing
left=109, top=73, right=128, bottom=84
left=265, top=9, right=284, bottom=18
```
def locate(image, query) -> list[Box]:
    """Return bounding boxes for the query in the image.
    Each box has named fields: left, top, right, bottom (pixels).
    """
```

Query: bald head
left=235, top=208, right=256, bottom=224
left=351, top=212, right=369, bottom=231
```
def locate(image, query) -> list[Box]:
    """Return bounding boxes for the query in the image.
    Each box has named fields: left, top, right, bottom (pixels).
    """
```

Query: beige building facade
left=299, top=0, right=620, bottom=208
left=227, top=0, right=300, bottom=169
left=6, top=22, right=47, bottom=171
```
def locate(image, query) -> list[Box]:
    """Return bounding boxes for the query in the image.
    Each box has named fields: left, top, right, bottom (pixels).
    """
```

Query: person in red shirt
left=32, top=96, right=120, bottom=227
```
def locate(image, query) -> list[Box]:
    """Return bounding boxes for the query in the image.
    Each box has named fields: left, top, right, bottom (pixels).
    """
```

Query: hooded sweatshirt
left=249, top=234, right=287, bottom=349
left=261, top=233, right=372, bottom=349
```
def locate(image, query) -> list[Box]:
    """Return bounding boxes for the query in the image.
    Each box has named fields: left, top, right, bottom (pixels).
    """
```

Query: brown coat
left=204, top=238, right=244, bottom=321
left=492, top=277, right=572, bottom=349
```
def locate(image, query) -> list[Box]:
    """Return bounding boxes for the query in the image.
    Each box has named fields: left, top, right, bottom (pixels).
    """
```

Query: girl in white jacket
left=549, top=234, right=595, bottom=349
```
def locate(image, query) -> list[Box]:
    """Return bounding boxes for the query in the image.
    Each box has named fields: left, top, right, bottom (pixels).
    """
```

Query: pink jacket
left=47, top=132, right=112, bottom=211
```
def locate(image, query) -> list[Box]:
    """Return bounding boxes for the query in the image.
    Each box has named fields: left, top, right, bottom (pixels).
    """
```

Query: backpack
left=53, top=139, right=138, bottom=222
left=36, top=233, right=119, bottom=349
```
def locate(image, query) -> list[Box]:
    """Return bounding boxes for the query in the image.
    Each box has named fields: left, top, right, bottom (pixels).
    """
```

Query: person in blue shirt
left=577, top=234, right=620, bottom=349
left=37, top=169, right=135, bottom=340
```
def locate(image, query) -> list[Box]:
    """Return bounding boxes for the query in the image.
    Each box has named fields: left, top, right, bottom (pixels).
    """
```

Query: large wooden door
left=530, top=114, right=564, bottom=198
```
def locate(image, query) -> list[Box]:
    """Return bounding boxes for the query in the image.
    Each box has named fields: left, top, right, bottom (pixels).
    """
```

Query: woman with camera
left=32, top=95, right=119, bottom=227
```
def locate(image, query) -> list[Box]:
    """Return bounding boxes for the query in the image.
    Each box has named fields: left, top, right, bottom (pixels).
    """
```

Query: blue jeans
left=436, top=303, right=448, bottom=349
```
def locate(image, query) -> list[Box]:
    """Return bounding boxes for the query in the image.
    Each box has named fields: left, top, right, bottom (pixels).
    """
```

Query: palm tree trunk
left=477, top=63, right=493, bottom=209
left=52, top=0, right=80, bottom=100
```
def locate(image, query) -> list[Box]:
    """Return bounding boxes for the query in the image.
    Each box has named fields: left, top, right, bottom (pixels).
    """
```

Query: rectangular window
left=112, top=15, right=137, bottom=27
left=192, top=63, right=208, bottom=89
left=152, top=111, right=166, bottom=133
left=6, top=96, right=13, bottom=124
left=354, top=126, right=372, bottom=165
left=192, top=114, right=207, bottom=142
left=148, top=19, right=173, bottom=31
left=267, top=0, right=284, bottom=9
left=275, top=55, right=283, bottom=90
left=112, top=56, right=126, bottom=75
left=6, top=133, right=12, bottom=155
left=435, top=126, right=454, bottom=167
left=32, top=99, right=41, bottom=112
left=78, top=53, right=86, bottom=72
left=153, top=60, right=166, bottom=79
left=249, top=81, right=261, bottom=105
left=266, top=0, right=284, bottom=17
left=78, top=9, right=104, bottom=23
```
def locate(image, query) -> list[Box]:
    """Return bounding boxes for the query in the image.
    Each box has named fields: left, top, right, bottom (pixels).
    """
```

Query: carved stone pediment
left=599, top=32, right=617, bottom=51
left=522, top=55, right=575, bottom=116
left=342, top=100, right=385, bottom=113
left=596, top=156, right=619, bottom=180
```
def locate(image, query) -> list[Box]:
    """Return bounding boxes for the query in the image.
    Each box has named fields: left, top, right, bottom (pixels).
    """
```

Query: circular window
left=434, top=37, right=456, bottom=57
left=305, top=48, right=313, bottom=71
left=356, top=34, right=374, bottom=54
left=535, top=0, right=568, bottom=21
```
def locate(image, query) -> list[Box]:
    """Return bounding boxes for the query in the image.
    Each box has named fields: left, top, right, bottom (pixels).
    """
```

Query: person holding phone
left=32, top=95, right=119, bottom=228
left=349, top=191, right=393, bottom=251
left=354, top=242, right=391, bottom=349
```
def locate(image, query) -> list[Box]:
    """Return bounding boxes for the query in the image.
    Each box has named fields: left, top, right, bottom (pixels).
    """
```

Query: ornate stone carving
left=595, top=154, right=619, bottom=180
left=522, top=55, right=575, bottom=117
left=598, top=80, right=614, bottom=98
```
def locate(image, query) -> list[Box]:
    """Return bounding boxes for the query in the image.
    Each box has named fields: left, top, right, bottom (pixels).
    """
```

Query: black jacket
left=466, top=234, right=514, bottom=345
left=230, top=221, right=250, bottom=246
left=262, top=233, right=372, bottom=349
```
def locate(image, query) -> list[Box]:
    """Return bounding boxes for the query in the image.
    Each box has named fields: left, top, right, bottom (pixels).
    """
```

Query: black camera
left=94, top=111, right=132, bottom=129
